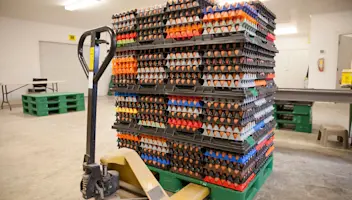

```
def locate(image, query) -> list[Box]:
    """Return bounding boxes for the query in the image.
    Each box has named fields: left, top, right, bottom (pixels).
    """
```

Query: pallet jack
left=77, top=26, right=209, bottom=200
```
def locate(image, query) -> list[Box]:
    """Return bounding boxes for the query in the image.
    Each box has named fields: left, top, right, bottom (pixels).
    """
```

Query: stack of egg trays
left=140, top=134, right=171, bottom=170
left=112, top=10, right=138, bottom=46
left=201, top=42, right=274, bottom=89
left=202, top=128, right=274, bottom=192
left=250, top=1, right=276, bottom=42
left=202, top=94, right=275, bottom=141
left=254, top=132, right=275, bottom=174
left=165, top=0, right=214, bottom=40
left=167, top=95, right=203, bottom=134
left=137, top=95, right=168, bottom=129
left=202, top=2, right=258, bottom=37
left=116, top=131, right=140, bottom=152
left=137, top=4, right=166, bottom=43
left=166, top=46, right=203, bottom=87
left=115, top=93, right=138, bottom=124
left=137, top=49, right=168, bottom=86
left=112, top=50, right=137, bottom=87
left=169, top=140, right=204, bottom=179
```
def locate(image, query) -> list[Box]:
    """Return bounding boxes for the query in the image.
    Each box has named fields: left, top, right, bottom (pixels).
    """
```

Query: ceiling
left=1, top=0, right=352, bottom=35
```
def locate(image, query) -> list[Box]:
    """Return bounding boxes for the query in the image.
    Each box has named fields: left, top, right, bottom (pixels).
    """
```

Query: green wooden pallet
left=22, top=92, right=85, bottom=116
left=276, top=122, right=312, bottom=133
left=22, top=92, right=84, bottom=104
left=274, top=104, right=312, bottom=115
left=148, top=156, right=273, bottom=200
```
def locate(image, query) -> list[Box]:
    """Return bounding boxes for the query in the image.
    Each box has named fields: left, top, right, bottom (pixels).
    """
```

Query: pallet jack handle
left=78, top=26, right=116, bottom=83
left=77, top=26, right=116, bottom=165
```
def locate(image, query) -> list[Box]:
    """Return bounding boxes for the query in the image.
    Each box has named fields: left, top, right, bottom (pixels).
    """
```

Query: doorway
left=39, top=41, right=90, bottom=95
left=336, top=34, right=352, bottom=89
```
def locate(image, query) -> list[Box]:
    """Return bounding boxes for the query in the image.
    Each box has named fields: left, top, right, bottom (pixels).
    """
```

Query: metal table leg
left=56, top=83, right=59, bottom=92
left=1, top=85, right=4, bottom=109
left=52, top=83, right=55, bottom=92
left=1, top=85, right=12, bottom=111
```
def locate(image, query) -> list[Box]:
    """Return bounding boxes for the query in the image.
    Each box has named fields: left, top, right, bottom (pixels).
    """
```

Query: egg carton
left=137, top=67, right=166, bottom=73
left=202, top=73, right=258, bottom=81
left=141, top=154, right=170, bottom=169
left=140, top=143, right=170, bottom=153
left=140, top=135, right=169, bottom=147
left=139, top=95, right=168, bottom=104
left=138, top=120, right=167, bottom=129
left=166, top=58, right=202, bottom=66
left=168, top=105, right=202, bottom=114
left=202, top=115, right=275, bottom=141
left=167, top=96, right=203, bottom=107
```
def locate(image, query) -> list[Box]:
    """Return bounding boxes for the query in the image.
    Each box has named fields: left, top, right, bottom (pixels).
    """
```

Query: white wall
left=274, top=35, right=310, bottom=88
left=0, top=17, right=112, bottom=100
left=308, top=11, right=352, bottom=89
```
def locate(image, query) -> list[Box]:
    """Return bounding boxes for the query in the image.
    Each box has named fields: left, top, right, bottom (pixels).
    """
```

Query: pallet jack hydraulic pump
left=77, top=26, right=210, bottom=200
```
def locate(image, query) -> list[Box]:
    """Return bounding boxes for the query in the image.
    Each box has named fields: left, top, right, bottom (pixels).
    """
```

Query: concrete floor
left=0, top=97, right=351, bottom=200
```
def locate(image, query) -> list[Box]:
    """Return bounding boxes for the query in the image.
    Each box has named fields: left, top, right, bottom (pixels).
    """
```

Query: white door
left=275, top=49, right=309, bottom=88
left=39, top=41, right=90, bottom=95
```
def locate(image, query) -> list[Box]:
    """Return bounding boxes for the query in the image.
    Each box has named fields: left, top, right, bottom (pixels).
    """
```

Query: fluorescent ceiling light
left=65, top=0, right=101, bottom=11
left=274, top=26, right=298, bottom=36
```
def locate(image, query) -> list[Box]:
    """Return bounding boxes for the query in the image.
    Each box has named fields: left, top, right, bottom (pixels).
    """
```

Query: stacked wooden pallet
left=22, top=92, right=85, bottom=116
left=274, top=101, right=312, bottom=133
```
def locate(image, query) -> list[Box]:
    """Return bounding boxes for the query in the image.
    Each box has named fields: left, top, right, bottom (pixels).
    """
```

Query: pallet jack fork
left=77, top=26, right=209, bottom=200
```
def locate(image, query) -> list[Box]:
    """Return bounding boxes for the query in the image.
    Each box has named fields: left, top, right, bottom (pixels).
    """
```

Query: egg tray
left=203, top=94, right=274, bottom=113
left=249, top=1, right=276, bottom=23
left=137, top=73, right=168, bottom=85
left=141, top=153, right=171, bottom=170
left=116, top=113, right=137, bottom=124
left=201, top=72, right=267, bottom=81
left=201, top=112, right=274, bottom=141
left=200, top=120, right=275, bottom=152
left=112, top=84, right=275, bottom=102
left=138, top=101, right=168, bottom=110
left=116, top=100, right=138, bottom=108
left=167, top=73, right=203, bottom=87
left=202, top=20, right=257, bottom=38
left=203, top=156, right=255, bottom=185
left=167, top=96, right=203, bottom=107
left=167, top=119, right=203, bottom=134
left=112, top=119, right=274, bottom=155
left=203, top=146, right=274, bottom=191
left=170, top=160, right=204, bottom=179
left=168, top=110, right=202, bottom=121
left=169, top=149, right=204, bottom=166
left=254, top=146, right=274, bottom=175
left=137, top=16, right=165, bottom=31
left=112, top=10, right=137, bottom=24
left=115, top=95, right=138, bottom=103
left=140, top=145, right=170, bottom=156
left=112, top=10, right=137, bottom=31
left=137, top=6, right=166, bottom=18
left=116, top=32, right=278, bottom=56
left=116, top=130, right=139, bottom=138
left=137, top=109, right=168, bottom=117
left=113, top=76, right=137, bottom=87
left=203, top=101, right=274, bottom=124
left=166, top=57, right=203, bottom=67
left=202, top=106, right=274, bottom=128
left=138, top=115, right=167, bottom=124
left=255, top=136, right=274, bottom=159
left=117, top=139, right=140, bottom=152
